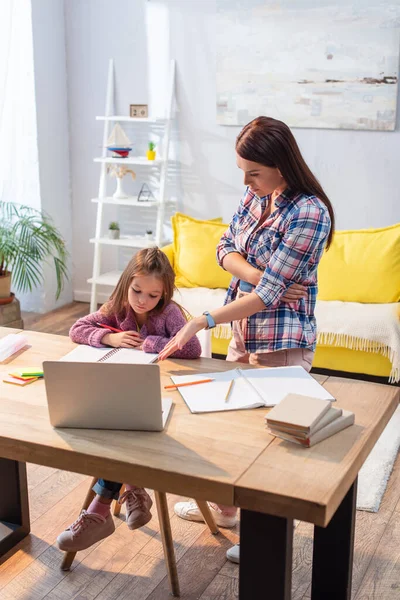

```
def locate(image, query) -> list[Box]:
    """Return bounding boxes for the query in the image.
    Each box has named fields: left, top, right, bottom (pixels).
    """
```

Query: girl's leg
left=56, top=479, right=122, bottom=552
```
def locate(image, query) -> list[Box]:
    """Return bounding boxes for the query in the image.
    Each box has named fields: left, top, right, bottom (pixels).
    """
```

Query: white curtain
left=0, top=0, right=41, bottom=208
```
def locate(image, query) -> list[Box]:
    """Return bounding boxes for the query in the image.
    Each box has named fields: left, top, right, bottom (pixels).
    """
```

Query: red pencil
left=96, top=322, right=123, bottom=333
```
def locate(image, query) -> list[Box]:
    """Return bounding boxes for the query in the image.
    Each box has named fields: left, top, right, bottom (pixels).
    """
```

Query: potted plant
left=107, top=165, right=136, bottom=199
left=146, top=142, right=156, bottom=161
left=145, top=229, right=153, bottom=241
left=108, top=221, right=120, bottom=239
left=0, top=201, right=68, bottom=303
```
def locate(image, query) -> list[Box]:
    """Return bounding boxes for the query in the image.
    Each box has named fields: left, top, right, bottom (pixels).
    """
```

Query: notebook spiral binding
left=97, top=348, right=120, bottom=362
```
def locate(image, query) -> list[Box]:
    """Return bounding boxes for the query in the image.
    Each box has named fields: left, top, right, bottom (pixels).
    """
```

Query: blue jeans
left=92, top=479, right=122, bottom=500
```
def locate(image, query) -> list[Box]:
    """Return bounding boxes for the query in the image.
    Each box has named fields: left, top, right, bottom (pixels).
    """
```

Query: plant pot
left=146, top=150, right=156, bottom=161
left=0, top=272, right=12, bottom=299
left=145, top=232, right=153, bottom=241
left=108, top=229, right=120, bottom=240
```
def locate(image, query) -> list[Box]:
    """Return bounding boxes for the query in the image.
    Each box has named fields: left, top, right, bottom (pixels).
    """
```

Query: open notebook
left=60, top=344, right=158, bottom=365
left=170, top=366, right=334, bottom=413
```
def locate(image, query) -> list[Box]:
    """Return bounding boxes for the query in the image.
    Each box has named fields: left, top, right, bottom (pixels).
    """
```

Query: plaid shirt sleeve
left=216, top=189, right=249, bottom=268
left=254, top=203, right=331, bottom=308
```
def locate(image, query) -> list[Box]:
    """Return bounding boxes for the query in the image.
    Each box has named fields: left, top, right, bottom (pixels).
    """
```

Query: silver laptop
left=43, top=362, right=172, bottom=431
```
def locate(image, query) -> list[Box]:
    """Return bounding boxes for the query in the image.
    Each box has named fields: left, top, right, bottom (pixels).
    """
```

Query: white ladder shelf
left=89, top=58, right=176, bottom=312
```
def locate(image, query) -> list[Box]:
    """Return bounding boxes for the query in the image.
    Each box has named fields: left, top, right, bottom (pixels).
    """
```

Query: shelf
left=90, top=236, right=158, bottom=249
left=96, top=116, right=165, bottom=123
left=91, top=197, right=159, bottom=207
left=88, top=270, right=122, bottom=286
left=94, top=156, right=163, bottom=166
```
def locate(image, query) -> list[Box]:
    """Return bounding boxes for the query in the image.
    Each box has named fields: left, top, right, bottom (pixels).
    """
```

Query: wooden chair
left=60, top=478, right=219, bottom=597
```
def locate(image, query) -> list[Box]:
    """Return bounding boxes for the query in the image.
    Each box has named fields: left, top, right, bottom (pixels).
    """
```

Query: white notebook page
left=170, top=369, right=264, bottom=413
left=60, top=345, right=158, bottom=365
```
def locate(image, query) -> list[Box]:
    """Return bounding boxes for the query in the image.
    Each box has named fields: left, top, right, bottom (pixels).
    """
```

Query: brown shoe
left=119, top=487, right=153, bottom=530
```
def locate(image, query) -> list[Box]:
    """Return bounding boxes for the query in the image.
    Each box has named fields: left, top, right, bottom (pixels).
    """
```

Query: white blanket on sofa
left=315, top=301, right=400, bottom=383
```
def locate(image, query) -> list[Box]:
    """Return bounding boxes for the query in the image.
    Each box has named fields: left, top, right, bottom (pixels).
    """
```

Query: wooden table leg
left=311, top=478, right=357, bottom=600
left=239, top=509, right=293, bottom=599
left=0, top=459, right=30, bottom=557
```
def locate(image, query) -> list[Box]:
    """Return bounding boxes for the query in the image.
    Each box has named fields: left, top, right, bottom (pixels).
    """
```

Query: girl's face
left=128, top=274, right=164, bottom=315
left=236, top=154, right=285, bottom=198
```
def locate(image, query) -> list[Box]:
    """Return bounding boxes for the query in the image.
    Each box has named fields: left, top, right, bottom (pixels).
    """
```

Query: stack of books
left=266, top=393, right=355, bottom=447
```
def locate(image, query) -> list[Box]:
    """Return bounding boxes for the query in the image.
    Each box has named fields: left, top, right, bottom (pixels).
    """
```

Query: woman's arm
left=221, top=252, right=262, bottom=285
left=158, top=293, right=263, bottom=360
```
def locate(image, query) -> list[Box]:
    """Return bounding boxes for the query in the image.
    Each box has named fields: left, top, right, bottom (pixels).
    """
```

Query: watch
left=202, top=311, right=216, bottom=330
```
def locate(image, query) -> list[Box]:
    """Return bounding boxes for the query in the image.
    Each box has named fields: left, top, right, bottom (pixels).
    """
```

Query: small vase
left=145, top=232, right=153, bottom=241
left=113, top=177, right=128, bottom=199
left=146, top=150, right=156, bottom=161
left=108, top=229, right=120, bottom=240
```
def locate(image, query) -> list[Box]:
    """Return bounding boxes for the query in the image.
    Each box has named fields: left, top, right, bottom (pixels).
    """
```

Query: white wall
left=166, top=0, right=400, bottom=229
left=64, top=0, right=149, bottom=302
left=31, top=0, right=73, bottom=312
left=65, top=0, right=400, bottom=302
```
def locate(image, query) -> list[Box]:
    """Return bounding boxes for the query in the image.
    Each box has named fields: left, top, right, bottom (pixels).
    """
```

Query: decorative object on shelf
left=108, top=221, right=120, bottom=239
left=137, top=183, right=156, bottom=203
left=0, top=201, right=68, bottom=301
left=107, top=165, right=136, bottom=199
left=145, top=229, right=153, bottom=241
left=146, top=141, right=156, bottom=161
left=106, top=123, right=132, bottom=158
left=129, top=104, right=148, bottom=118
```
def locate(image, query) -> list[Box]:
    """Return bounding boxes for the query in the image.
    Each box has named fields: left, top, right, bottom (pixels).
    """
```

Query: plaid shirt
left=217, top=187, right=331, bottom=353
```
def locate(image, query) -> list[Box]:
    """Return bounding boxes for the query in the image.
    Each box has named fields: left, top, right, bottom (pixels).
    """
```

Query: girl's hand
left=103, top=331, right=143, bottom=348
left=281, top=283, right=307, bottom=303
left=158, top=318, right=203, bottom=361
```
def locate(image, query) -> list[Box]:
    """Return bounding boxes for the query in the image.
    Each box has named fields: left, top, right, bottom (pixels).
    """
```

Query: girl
left=158, top=116, right=334, bottom=563
left=57, top=247, right=201, bottom=553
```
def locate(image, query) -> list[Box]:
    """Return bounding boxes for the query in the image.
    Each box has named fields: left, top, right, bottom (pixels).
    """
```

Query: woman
left=159, top=116, right=334, bottom=563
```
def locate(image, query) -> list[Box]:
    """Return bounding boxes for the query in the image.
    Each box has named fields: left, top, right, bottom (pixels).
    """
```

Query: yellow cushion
left=160, top=243, right=174, bottom=270
left=171, top=213, right=232, bottom=288
left=318, top=223, right=400, bottom=303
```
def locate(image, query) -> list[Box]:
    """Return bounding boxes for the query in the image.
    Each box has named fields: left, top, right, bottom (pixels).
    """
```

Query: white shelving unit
left=89, top=58, right=176, bottom=312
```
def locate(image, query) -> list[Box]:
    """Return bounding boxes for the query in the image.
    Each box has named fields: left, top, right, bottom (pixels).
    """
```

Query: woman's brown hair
left=236, top=116, right=335, bottom=248
left=101, top=247, right=176, bottom=318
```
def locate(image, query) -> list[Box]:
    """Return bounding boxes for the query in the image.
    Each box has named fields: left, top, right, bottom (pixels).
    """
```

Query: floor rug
left=357, top=404, right=400, bottom=512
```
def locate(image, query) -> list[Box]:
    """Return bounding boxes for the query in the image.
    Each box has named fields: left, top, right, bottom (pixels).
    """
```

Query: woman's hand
left=102, top=331, right=143, bottom=348
left=158, top=318, right=204, bottom=361
left=281, top=283, right=307, bottom=303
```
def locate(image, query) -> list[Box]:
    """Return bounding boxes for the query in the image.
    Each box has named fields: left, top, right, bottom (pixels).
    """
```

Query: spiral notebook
left=170, top=366, right=334, bottom=414
left=60, top=344, right=158, bottom=365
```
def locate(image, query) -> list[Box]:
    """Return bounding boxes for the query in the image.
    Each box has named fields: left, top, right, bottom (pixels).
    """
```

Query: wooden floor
left=1, top=301, right=397, bottom=599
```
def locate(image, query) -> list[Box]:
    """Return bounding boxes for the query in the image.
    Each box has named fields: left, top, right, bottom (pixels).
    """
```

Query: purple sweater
left=69, top=302, right=202, bottom=359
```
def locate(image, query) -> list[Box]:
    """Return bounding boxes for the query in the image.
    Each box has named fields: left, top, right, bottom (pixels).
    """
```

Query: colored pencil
left=164, top=378, right=214, bottom=390
left=96, top=322, right=123, bottom=333
left=225, top=379, right=234, bottom=403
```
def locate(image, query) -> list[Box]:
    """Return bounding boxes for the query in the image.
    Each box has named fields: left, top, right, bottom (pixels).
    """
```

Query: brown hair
left=101, top=247, right=176, bottom=318
left=236, top=116, right=335, bottom=248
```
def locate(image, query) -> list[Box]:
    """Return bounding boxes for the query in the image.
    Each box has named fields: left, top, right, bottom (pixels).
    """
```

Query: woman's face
left=236, top=154, right=285, bottom=198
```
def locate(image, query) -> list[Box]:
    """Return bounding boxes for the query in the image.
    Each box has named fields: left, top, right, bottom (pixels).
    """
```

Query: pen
left=225, top=379, right=234, bottom=403
left=164, top=378, right=215, bottom=390
left=97, top=322, right=123, bottom=333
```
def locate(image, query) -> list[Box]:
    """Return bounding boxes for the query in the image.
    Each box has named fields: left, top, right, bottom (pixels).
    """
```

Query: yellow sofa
left=162, top=215, right=400, bottom=381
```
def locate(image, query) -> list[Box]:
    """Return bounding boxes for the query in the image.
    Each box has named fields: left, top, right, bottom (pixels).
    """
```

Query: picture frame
left=129, top=104, right=148, bottom=118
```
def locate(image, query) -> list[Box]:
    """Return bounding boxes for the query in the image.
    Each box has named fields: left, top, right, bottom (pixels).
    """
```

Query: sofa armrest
left=161, top=243, right=175, bottom=270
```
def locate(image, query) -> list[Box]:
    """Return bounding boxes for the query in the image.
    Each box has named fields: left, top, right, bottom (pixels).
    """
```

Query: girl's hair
left=236, top=116, right=335, bottom=248
left=101, top=247, right=176, bottom=318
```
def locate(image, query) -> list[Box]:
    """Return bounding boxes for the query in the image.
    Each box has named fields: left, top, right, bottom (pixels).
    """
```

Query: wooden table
left=0, top=328, right=398, bottom=599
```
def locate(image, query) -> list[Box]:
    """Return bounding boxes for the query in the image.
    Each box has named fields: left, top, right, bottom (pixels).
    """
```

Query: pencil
left=164, top=378, right=214, bottom=390
left=225, top=379, right=234, bottom=403
left=96, top=322, right=123, bottom=333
